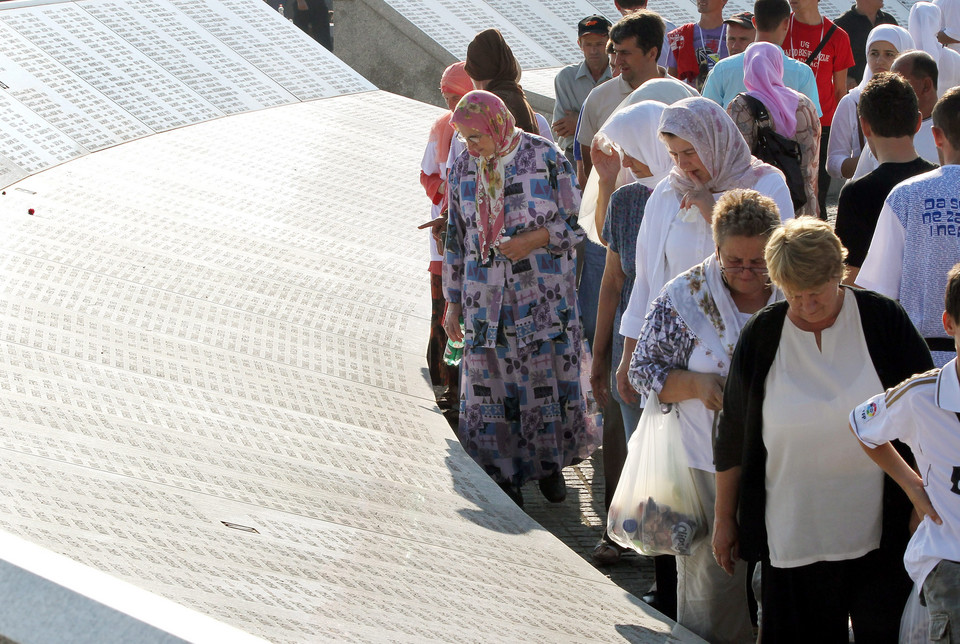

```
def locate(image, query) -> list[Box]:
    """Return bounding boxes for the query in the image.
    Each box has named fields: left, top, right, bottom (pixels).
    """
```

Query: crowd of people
left=418, top=0, right=960, bottom=641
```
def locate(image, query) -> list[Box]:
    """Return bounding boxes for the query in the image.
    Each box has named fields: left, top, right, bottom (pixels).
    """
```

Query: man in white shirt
left=853, top=51, right=942, bottom=178
left=576, top=10, right=668, bottom=185
left=850, top=262, right=960, bottom=639
left=857, top=86, right=960, bottom=366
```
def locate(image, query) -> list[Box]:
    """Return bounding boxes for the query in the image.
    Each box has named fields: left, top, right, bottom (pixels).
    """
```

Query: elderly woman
left=617, top=97, right=794, bottom=409
left=629, top=189, right=781, bottom=643
left=726, top=41, right=821, bottom=218
left=827, top=25, right=915, bottom=180
left=609, top=97, right=792, bottom=617
left=443, top=91, right=593, bottom=508
left=713, top=218, right=933, bottom=642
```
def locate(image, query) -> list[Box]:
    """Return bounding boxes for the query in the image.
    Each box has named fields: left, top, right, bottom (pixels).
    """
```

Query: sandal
left=591, top=533, right=627, bottom=566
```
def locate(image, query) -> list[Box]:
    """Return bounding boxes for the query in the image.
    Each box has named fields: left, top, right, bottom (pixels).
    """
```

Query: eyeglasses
left=717, top=252, right=768, bottom=276
left=455, top=132, right=487, bottom=145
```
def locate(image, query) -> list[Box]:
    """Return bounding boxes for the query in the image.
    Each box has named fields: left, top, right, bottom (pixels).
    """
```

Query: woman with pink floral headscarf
left=442, top=90, right=597, bottom=507
left=727, top=41, right=822, bottom=218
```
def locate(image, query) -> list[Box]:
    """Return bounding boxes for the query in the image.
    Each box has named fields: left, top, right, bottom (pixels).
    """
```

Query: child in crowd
left=849, top=263, right=960, bottom=640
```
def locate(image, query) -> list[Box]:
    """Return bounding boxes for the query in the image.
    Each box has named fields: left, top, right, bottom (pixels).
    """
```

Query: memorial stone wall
left=0, top=0, right=699, bottom=640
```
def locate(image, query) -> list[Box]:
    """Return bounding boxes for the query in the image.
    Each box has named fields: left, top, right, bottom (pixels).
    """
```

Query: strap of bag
left=738, top=93, right=771, bottom=128
left=805, top=23, right=837, bottom=66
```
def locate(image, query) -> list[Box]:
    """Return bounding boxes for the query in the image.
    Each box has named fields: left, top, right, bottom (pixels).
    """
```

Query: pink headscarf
left=743, top=42, right=800, bottom=138
left=659, top=97, right=770, bottom=194
left=429, top=62, right=474, bottom=165
left=450, top=90, right=522, bottom=260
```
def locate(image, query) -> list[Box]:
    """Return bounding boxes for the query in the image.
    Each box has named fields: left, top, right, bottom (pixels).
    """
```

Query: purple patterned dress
left=443, top=132, right=595, bottom=486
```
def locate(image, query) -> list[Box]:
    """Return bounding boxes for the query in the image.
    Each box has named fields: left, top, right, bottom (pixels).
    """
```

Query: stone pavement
left=520, top=448, right=656, bottom=601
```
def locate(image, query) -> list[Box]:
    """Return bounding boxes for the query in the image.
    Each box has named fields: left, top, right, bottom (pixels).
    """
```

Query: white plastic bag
left=607, top=391, right=707, bottom=556
left=899, top=585, right=930, bottom=644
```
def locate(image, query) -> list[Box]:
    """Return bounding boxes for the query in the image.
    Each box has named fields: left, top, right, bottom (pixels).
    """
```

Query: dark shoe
left=497, top=481, right=524, bottom=508
left=591, top=533, right=627, bottom=566
left=538, top=470, right=567, bottom=503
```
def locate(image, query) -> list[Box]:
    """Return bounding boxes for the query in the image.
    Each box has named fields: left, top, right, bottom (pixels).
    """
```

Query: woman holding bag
left=627, top=189, right=782, bottom=644
left=587, top=100, right=674, bottom=567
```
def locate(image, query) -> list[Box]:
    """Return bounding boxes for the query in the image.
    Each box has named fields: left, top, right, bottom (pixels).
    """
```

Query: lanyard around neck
left=696, top=22, right=727, bottom=57
left=789, top=15, right=825, bottom=70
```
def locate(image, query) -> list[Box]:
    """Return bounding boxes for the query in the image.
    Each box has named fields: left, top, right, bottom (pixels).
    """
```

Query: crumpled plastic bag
left=607, top=391, right=707, bottom=556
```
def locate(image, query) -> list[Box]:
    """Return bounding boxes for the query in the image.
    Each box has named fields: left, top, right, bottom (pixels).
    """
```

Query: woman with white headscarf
left=586, top=100, right=674, bottom=568
left=617, top=97, right=794, bottom=396
left=827, top=25, right=915, bottom=179
left=590, top=101, right=675, bottom=435
left=910, top=2, right=960, bottom=96
left=727, top=41, right=822, bottom=218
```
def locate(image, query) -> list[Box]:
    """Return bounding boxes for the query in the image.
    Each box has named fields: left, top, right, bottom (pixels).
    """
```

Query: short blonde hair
left=765, top=217, right=848, bottom=292
left=712, top=189, right=781, bottom=247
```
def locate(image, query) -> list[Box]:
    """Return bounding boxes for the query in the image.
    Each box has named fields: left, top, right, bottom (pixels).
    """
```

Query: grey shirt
left=552, top=60, right=611, bottom=152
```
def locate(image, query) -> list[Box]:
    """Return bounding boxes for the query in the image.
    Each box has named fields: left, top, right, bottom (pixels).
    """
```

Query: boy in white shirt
left=850, top=263, right=960, bottom=641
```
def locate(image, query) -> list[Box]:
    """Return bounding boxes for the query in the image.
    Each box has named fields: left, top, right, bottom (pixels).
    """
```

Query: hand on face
left=591, top=138, right=622, bottom=183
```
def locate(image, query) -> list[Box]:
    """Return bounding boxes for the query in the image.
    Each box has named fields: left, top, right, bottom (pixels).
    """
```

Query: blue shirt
left=701, top=49, right=822, bottom=116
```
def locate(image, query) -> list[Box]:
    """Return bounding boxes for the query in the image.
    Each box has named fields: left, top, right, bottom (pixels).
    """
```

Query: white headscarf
left=910, top=2, right=944, bottom=62
left=623, top=78, right=700, bottom=108
left=859, top=25, right=915, bottom=90
left=595, top=101, right=673, bottom=190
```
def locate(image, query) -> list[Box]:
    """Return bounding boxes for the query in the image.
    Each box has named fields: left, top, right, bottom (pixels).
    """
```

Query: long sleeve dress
left=443, top=132, right=596, bottom=486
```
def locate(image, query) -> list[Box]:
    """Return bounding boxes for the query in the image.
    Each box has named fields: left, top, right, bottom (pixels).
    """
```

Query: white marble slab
left=0, top=91, right=697, bottom=642
left=0, top=0, right=372, bottom=188
left=522, top=66, right=565, bottom=102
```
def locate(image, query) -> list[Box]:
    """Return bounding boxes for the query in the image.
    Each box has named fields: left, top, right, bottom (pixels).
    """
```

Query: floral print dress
left=443, top=132, right=594, bottom=486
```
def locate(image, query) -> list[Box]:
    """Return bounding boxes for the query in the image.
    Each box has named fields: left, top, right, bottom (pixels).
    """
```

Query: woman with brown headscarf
left=464, top=29, right=539, bottom=134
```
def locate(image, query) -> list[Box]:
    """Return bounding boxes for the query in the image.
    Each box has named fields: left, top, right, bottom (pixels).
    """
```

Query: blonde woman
left=713, top=218, right=932, bottom=641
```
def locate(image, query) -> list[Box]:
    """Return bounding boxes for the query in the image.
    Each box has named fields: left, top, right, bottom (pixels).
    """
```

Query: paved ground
left=521, top=448, right=656, bottom=599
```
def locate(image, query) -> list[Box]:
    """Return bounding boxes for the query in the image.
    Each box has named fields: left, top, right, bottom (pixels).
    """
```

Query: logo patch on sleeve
left=858, top=401, right=879, bottom=422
